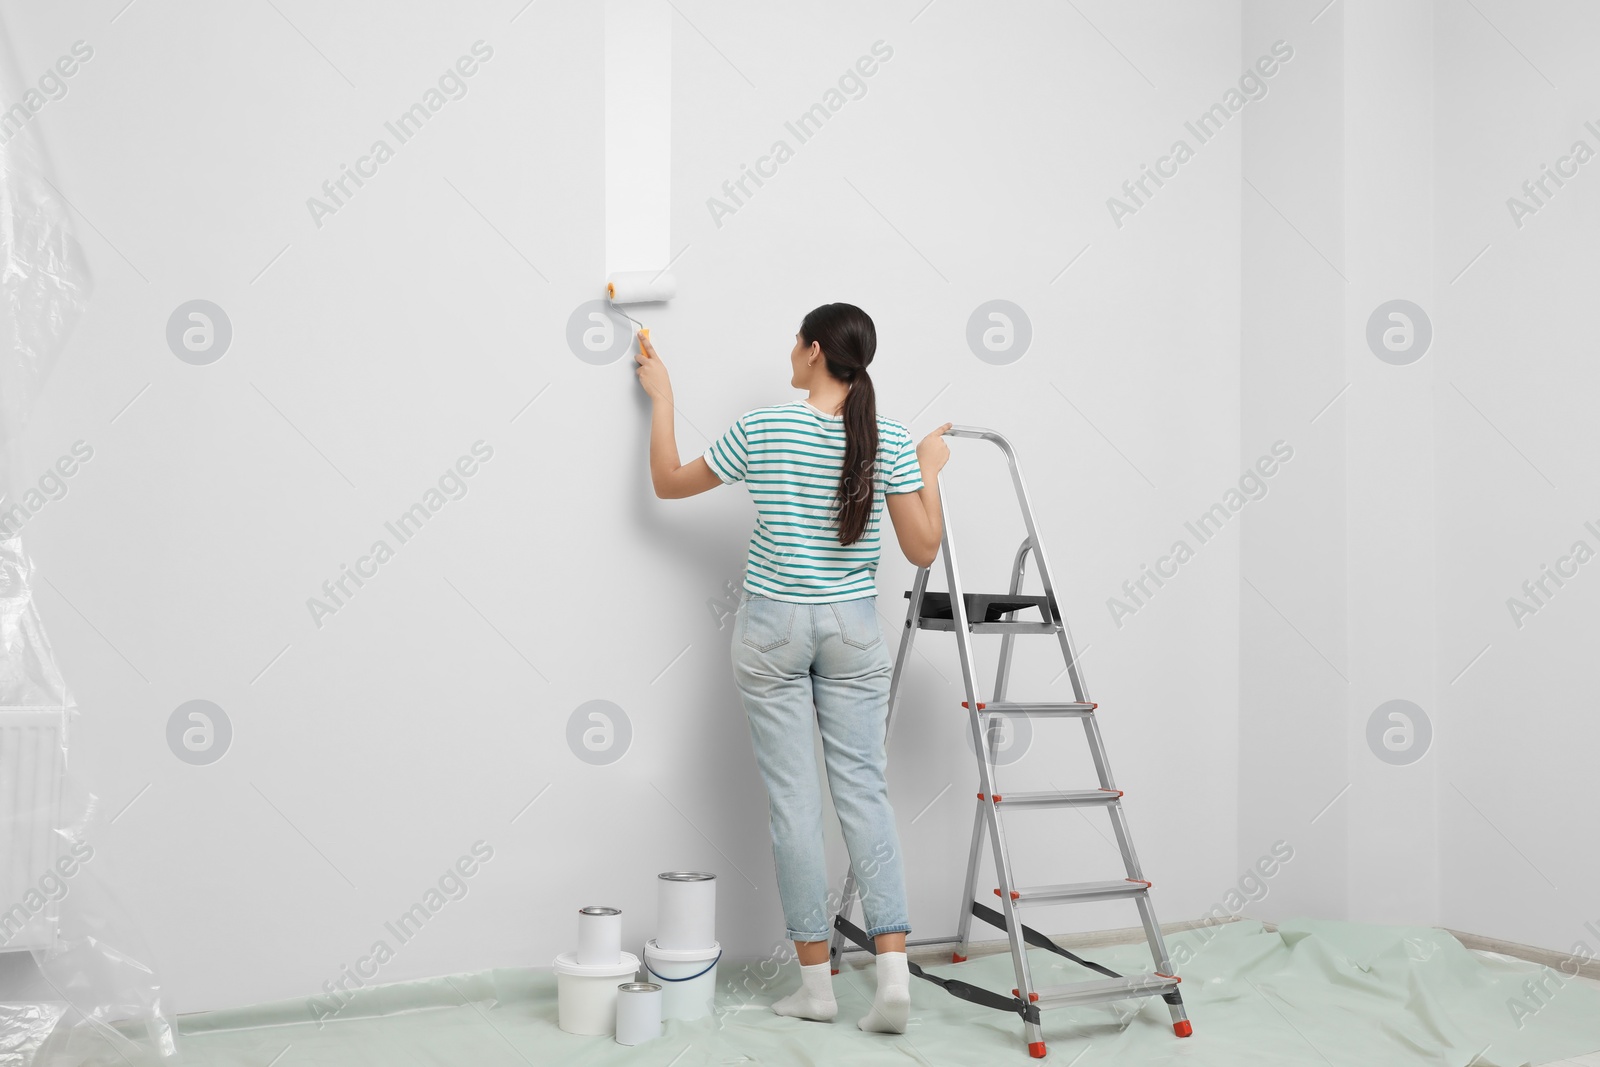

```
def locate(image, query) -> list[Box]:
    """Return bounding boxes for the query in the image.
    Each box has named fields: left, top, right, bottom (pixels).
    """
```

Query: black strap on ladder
left=832, top=913, right=1042, bottom=1025
left=967, top=902, right=1122, bottom=979
left=969, top=902, right=1182, bottom=1007
left=833, top=903, right=1183, bottom=1023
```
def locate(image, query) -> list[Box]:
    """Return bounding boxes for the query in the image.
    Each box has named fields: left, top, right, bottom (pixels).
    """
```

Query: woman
left=635, top=302, right=951, bottom=1034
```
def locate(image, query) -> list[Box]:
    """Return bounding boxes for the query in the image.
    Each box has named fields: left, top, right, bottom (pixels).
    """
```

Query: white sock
left=772, top=960, right=837, bottom=1021
left=857, top=950, right=911, bottom=1033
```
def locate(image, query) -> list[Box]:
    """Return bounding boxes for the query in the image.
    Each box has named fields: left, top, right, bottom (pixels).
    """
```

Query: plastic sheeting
left=0, top=15, right=176, bottom=1067
left=33, top=919, right=1600, bottom=1066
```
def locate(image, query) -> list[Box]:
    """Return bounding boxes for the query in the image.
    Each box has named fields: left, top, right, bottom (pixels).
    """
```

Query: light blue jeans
left=730, top=589, right=912, bottom=942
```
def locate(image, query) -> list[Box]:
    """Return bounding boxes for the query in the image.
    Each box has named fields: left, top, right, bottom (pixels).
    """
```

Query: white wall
left=1433, top=0, right=1600, bottom=955
left=1242, top=0, right=1451, bottom=928
left=1239, top=0, right=1350, bottom=924
left=7, top=0, right=1244, bottom=1014
left=1240, top=0, right=1598, bottom=957
left=1341, top=0, right=1440, bottom=928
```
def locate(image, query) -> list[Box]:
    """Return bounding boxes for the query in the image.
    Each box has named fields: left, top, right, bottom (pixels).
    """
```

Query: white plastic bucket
left=643, top=938, right=721, bottom=1021
left=553, top=949, right=640, bottom=1035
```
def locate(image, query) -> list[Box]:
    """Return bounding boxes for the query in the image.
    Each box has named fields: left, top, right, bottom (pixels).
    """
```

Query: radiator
left=0, top=709, right=67, bottom=952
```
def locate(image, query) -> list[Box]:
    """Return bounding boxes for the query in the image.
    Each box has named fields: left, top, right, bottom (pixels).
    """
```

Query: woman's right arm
left=886, top=423, right=951, bottom=568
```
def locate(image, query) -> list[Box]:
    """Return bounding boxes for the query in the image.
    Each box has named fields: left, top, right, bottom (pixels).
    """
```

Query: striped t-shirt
left=704, top=399, right=925, bottom=603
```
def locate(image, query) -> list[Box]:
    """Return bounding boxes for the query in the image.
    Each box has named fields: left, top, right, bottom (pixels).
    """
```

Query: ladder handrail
left=937, top=424, right=1091, bottom=705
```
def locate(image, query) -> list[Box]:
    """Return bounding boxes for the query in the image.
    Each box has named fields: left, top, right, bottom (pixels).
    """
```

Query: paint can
left=643, top=938, right=721, bottom=1021
left=552, top=949, right=640, bottom=1036
left=576, top=905, right=623, bottom=965
left=656, top=871, right=716, bottom=950
left=614, top=981, right=663, bottom=1046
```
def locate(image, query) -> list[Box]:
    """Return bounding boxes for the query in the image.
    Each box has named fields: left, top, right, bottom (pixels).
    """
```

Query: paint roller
left=606, top=271, right=676, bottom=351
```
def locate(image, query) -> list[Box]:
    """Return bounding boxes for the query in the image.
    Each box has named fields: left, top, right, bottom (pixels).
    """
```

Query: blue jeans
left=730, top=589, right=912, bottom=942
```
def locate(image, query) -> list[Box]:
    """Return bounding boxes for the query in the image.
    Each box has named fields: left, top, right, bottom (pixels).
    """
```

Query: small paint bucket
left=644, top=938, right=721, bottom=1021
left=553, top=949, right=640, bottom=1035
left=614, top=981, right=663, bottom=1045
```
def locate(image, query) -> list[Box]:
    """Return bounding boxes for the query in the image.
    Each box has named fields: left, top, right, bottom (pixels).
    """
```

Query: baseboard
left=1445, top=927, right=1600, bottom=981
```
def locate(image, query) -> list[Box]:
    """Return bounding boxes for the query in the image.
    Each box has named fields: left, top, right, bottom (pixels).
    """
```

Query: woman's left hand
left=635, top=331, right=673, bottom=404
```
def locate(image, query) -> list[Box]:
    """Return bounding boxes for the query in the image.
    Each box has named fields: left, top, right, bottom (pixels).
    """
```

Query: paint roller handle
left=634, top=331, right=672, bottom=404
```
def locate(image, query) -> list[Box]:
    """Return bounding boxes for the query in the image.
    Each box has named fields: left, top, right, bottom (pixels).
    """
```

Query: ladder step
left=907, top=590, right=1059, bottom=633
left=980, top=788, right=1122, bottom=809
left=963, top=700, right=1097, bottom=718
left=1032, top=972, right=1180, bottom=1008
left=997, top=878, right=1151, bottom=906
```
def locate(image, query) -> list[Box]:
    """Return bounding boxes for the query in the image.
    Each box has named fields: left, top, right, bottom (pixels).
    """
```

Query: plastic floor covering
left=28, top=918, right=1600, bottom=1066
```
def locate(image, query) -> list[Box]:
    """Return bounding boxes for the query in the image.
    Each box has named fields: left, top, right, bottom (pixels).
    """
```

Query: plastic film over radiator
left=0, top=17, right=176, bottom=1066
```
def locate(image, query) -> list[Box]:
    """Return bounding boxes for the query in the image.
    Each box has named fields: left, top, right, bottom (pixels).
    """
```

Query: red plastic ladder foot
left=830, top=968, right=839, bottom=976
left=1174, top=1020, right=1193, bottom=1037
left=1028, top=1041, right=1047, bottom=1058
left=951, top=952, right=967, bottom=963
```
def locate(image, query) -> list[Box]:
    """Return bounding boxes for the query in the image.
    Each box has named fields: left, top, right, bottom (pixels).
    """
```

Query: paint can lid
left=618, top=982, right=662, bottom=993
left=579, top=906, right=622, bottom=916
left=658, top=872, right=716, bottom=882
left=552, top=949, right=640, bottom=977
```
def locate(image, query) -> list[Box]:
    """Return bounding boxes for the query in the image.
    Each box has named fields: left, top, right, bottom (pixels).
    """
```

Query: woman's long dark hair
left=800, top=303, right=878, bottom=547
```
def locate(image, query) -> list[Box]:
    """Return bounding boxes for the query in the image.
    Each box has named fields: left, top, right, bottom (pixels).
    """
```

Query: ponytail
left=800, top=303, right=879, bottom=547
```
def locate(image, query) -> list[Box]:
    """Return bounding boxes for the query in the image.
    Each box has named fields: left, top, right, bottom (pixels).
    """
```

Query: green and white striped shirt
left=704, top=399, right=924, bottom=603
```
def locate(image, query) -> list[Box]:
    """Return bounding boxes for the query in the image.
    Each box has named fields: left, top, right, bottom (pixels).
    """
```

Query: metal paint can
left=615, top=981, right=663, bottom=1045
left=576, top=905, right=623, bottom=965
left=656, top=871, right=716, bottom=950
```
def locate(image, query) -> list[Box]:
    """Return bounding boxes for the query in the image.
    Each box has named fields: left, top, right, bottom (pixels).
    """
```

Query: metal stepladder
left=827, top=425, right=1192, bottom=1059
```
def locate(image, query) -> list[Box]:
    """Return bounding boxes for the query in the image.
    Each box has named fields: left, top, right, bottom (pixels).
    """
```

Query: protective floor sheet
left=34, top=919, right=1600, bottom=1066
